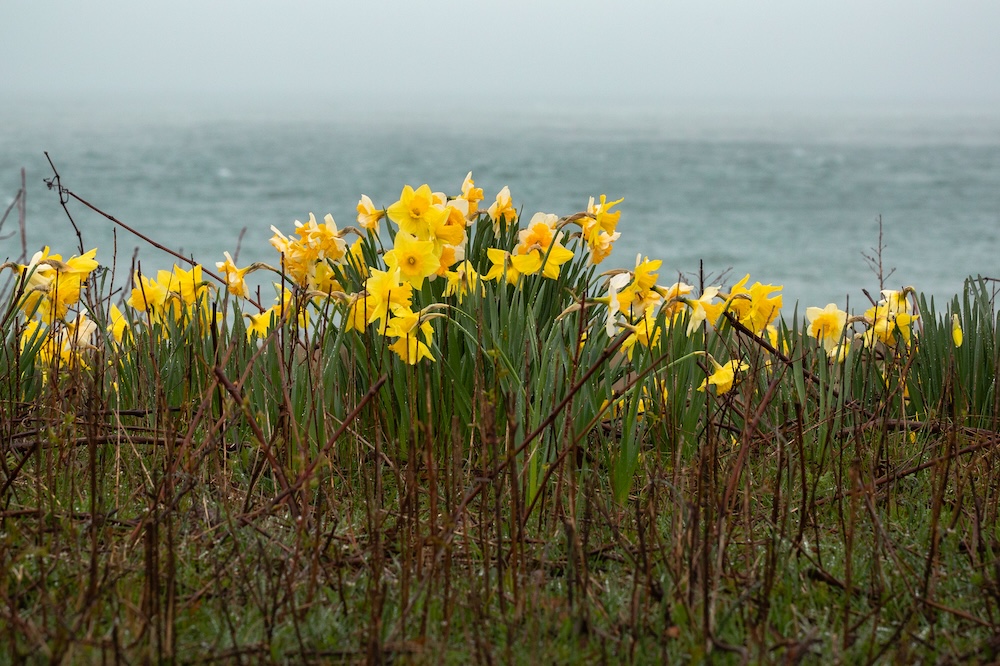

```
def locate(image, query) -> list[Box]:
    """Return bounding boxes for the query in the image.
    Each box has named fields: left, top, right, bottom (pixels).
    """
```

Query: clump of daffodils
left=800, top=288, right=921, bottom=364
left=860, top=288, right=919, bottom=350
left=3, top=247, right=104, bottom=375
left=6, top=173, right=937, bottom=387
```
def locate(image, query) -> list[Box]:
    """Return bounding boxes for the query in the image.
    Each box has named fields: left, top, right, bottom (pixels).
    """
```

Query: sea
left=3, top=96, right=999, bottom=314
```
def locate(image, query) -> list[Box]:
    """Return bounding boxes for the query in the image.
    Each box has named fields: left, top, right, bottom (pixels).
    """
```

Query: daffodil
left=363, top=267, right=413, bottom=331
left=952, top=313, right=963, bottom=348
left=19, top=319, right=50, bottom=360
left=269, top=224, right=312, bottom=285
left=308, top=259, right=344, bottom=297
left=587, top=194, right=624, bottom=235
left=698, top=358, right=750, bottom=395
left=682, top=286, right=722, bottom=336
left=459, top=171, right=484, bottom=219
left=444, top=260, right=480, bottom=303
left=216, top=251, right=251, bottom=299
left=436, top=200, right=470, bottom=246
left=509, top=212, right=575, bottom=279
left=609, top=256, right=665, bottom=322
left=343, top=293, right=376, bottom=333
left=806, top=303, right=849, bottom=353
left=879, top=288, right=913, bottom=316
left=828, top=342, right=850, bottom=363
left=585, top=226, right=620, bottom=265
left=64, top=313, right=98, bottom=353
left=604, top=272, right=632, bottom=336
left=725, top=274, right=783, bottom=335
left=356, top=194, right=385, bottom=232
left=246, top=308, right=276, bottom=340
left=16, top=247, right=99, bottom=324
left=346, top=237, right=370, bottom=279
left=127, top=271, right=170, bottom=319
left=269, top=214, right=348, bottom=288
left=171, top=264, right=209, bottom=307
left=514, top=212, right=559, bottom=253
left=386, top=184, right=449, bottom=240
left=620, top=307, right=661, bottom=360
left=107, top=304, right=131, bottom=344
left=385, top=306, right=435, bottom=365
left=25, top=315, right=99, bottom=370
left=657, top=281, right=695, bottom=322
left=487, top=186, right=517, bottom=234
left=631, top=256, right=661, bottom=292
left=298, top=213, right=349, bottom=262
left=891, top=312, right=919, bottom=347
left=483, top=248, right=522, bottom=286
left=384, top=231, right=440, bottom=289
left=510, top=245, right=575, bottom=280
left=862, top=302, right=919, bottom=349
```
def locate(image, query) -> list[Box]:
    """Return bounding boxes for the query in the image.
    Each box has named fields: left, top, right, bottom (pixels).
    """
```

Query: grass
left=2, top=170, right=1000, bottom=664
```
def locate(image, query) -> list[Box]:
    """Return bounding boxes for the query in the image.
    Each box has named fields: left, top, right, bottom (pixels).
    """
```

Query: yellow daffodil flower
left=356, top=194, right=386, bottom=232
left=510, top=244, right=575, bottom=280
left=487, top=186, right=517, bottom=234
left=698, top=358, right=750, bottom=395
left=508, top=212, right=575, bottom=279
left=878, top=288, right=913, bottom=316
left=24, top=315, right=99, bottom=370
left=682, top=286, right=722, bottom=336
left=862, top=303, right=919, bottom=349
left=216, top=252, right=251, bottom=299
left=603, top=272, right=632, bottom=336
left=295, top=213, right=348, bottom=263
left=386, top=184, right=449, bottom=240
left=657, top=281, right=695, bottom=322
left=171, top=264, right=209, bottom=307
left=631, top=256, right=661, bottom=292
left=269, top=214, right=348, bottom=288
left=385, top=306, right=435, bottom=365
left=483, top=248, right=522, bottom=286
left=363, top=267, right=414, bottom=331
left=806, top=303, right=848, bottom=353
left=444, top=260, right=481, bottom=303
left=16, top=247, right=99, bottom=324
left=436, top=200, right=470, bottom=245
left=127, top=271, right=170, bottom=318
left=307, top=259, right=344, bottom=297
left=245, top=286, right=307, bottom=340
left=587, top=194, right=624, bottom=235
left=828, top=342, right=850, bottom=363
left=952, top=313, right=963, bottom=348
left=246, top=308, right=275, bottom=340
left=585, top=227, right=620, bottom=265
left=459, top=171, right=484, bottom=219
left=725, top=274, right=783, bottom=335
left=107, top=304, right=131, bottom=344
left=344, top=293, right=376, bottom=333
left=19, top=319, right=49, bottom=359
left=620, top=307, right=661, bottom=360
left=384, top=231, right=440, bottom=289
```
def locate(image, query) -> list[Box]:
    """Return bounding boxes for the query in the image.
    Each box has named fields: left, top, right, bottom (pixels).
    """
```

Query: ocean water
left=3, top=98, right=999, bottom=312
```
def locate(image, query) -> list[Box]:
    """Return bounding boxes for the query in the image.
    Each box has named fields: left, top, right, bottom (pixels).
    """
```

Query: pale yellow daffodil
left=806, top=303, right=849, bottom=353
left=698, top=358, right=750, bottom=395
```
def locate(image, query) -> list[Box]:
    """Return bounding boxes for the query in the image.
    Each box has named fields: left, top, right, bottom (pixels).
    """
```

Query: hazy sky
left=3, top=1, right=1000, bottom=111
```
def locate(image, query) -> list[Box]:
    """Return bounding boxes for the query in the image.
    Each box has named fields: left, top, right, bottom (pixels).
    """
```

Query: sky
left=3, top=1, right=1000, bottom=114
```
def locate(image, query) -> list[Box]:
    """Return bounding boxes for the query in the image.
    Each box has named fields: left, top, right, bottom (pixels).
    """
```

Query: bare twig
left=42, top=152, right=263, bottom=311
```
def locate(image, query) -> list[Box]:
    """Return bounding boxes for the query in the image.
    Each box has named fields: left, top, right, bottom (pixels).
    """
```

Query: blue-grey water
left=3, top=98, right=999, bottom=312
